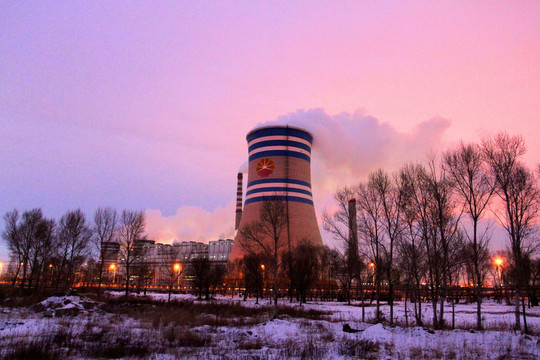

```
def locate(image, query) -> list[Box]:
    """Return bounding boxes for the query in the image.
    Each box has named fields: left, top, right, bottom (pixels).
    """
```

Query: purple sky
left=1, top=2, right=540, bottom=261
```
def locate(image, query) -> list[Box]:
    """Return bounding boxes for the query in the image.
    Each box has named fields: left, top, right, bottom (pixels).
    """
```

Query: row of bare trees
left=323, top=133, right=539, bottom=332
left=1, top=207, right=146, bottom=295
left=2, top=208, right=91, bottom=293
left=2, top=206, right=229, bottom=302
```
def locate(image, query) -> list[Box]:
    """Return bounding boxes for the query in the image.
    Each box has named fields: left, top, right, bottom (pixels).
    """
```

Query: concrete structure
left=230, top=125, right=323, bottom=260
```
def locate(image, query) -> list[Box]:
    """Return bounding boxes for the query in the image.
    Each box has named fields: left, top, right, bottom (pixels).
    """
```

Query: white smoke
left=145, top=108, right=452, bottom=247
left=255, top=108, right=452, bottom=246
left=257, top=108, right=451, bottom=178
left=145, top=202, right=236, bottom=244
left=238, top=161, right=249, bottom=173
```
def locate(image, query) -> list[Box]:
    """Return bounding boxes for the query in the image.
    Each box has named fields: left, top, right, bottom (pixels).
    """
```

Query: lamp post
left=494, top=257, right=503, bottom=285
left=260, top=264, right=265, bottom=299
left=369, top=262, right=375, bottom=285
left=174, top=263, right=182, bottom=286
left=109, top=263, right=117, bottom=284
left=0, top=262, right=4, bottom=282
left=369, top=262, right=375, bottom=300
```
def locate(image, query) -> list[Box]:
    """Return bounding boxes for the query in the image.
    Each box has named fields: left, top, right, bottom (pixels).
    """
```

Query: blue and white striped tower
left=230, top=125, right=323, bottom=260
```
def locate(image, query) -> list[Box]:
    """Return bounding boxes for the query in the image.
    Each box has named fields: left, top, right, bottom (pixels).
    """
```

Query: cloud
left=145, top=202, right=236, bottom=244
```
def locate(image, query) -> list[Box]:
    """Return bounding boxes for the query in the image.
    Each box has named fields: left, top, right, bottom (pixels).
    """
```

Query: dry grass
left=1, top=292, right=539, bottom=359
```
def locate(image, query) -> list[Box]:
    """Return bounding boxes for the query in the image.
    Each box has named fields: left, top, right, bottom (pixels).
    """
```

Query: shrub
left=3, top=337, right=61, bottom=360
left=338, top=339, right=379, bottom=358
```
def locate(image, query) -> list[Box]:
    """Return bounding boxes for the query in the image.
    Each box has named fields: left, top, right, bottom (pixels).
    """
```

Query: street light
left=109, top=263, right=117, bottom=284
left=0, top=262, right=4, bottom=282
left=260, top=264, right=266, bottom=297
left=369, top=262, right=375, bottom=286
left=494, top=257, right=503, bottom=285
left=174, top=263, right=182, bottom=286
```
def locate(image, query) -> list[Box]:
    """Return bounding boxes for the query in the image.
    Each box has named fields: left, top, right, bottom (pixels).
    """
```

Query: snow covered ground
left=1, top=291, right=539, bottom=359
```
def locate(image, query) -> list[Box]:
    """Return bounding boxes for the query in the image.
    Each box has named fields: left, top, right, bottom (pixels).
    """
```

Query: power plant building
left=230, top=125, right=323, bottom=260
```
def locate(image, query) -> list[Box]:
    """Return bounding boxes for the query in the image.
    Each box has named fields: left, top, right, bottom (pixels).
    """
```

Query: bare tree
left=370, top=169, right=406, bottom=324
left=28, top=217, right=56, bottom=292
left=283, top=241, right=321, bottom=304
left=2, top=209, right=57, bottom=293
left=398, top=165, right=429, bottom=326
left=240, top=253, right=265, bottom=303
left=92, top=207, right=118, bottom=297
left=238, top=197, right=288, bottom=319
left=159, top=246, right=182, bottom=302
left=444, top=142, right=495, bottom=330
left=118, top=210, right=147, bottom=298
left=425, top=157, right=463, bottom=329
left=357, top=177, right=385, bottom=322
left=209, top=263, right=226, bottom=298
left=526, top=256, right=540, bottom=307
left=55, top=209, right=92, bottom=289
left=2, top=210, right=22, bottom=289
left=483, top=133, right=540, bottom=332
left=322, top=187, right=361, bottom=305
left=401, top=163, right=445, bottom=329
left=190, top=257, right=212, bottom=299
left=133, top=254, right=155, bottom=296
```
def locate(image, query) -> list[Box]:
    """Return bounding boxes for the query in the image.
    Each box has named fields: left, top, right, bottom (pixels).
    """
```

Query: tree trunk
left=376, top=272, right=381, bottom=322
left=514, top=287, right=521, bottom=331
left=97, top=253, right=104, bottom=298
left=272, top=267, right=278, bottom=320
left=361, top=285, right=365, bottom=322
left=404, top=287, right=409, bottom=327
left=452, top=298, right=455, bottom=330
left=416, top=282, right=423, bottom=326
left=389, top=280, right=394, bottom=325
left=476, top=284, right=482, bottom=330
left=521, top=294, right=528, bottom=334
left=431, top=292, right=438, bottom=329
left=125, top=265, right=130, bottom=298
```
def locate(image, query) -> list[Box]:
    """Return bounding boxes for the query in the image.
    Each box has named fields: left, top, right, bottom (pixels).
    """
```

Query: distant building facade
left=103, top=238, right=234, bottom=285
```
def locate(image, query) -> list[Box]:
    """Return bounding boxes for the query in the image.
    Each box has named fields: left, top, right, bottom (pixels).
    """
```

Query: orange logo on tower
left=256, top=158, right=274, bottom=177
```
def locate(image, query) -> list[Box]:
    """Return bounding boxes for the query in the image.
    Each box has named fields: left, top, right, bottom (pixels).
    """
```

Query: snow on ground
left=1, top=291, right=540, bottom=359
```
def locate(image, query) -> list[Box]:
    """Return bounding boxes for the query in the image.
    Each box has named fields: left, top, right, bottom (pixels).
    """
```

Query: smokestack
left=235, top=172, right=243, bottom=230
left=348, top=198, right=358, bottom=262
left=230, top=125, right=323, bottom=261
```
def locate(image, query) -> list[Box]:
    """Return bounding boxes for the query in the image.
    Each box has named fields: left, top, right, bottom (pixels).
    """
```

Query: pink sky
left=1, top=1, right=539, bottom=259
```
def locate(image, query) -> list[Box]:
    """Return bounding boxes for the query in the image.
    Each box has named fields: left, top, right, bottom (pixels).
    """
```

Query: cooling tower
left=229, top=125, right=323, bottom=261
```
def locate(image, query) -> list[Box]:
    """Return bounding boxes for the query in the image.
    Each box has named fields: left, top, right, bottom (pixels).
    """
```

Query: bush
left=338, top=339, right=379, bottom=358
left=83, top=339, right=150, bottom=359
left=3, top=337, right=61, bottom=360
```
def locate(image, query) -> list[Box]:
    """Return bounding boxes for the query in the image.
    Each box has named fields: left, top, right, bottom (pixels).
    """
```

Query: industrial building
left=104, top=238, right=233, bottom=286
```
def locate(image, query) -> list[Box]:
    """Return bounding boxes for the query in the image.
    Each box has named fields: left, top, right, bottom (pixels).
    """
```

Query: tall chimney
left=235, top=172, right=243, bottom=230
left=348, top=198, right=359, bottom=269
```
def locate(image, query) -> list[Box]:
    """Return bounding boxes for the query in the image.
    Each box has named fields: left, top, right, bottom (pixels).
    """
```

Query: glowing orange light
left=109, top=263, right=117, bottom=270
left=174, top=263, right=181, bottom=271
left=260, top=264, right=265, bottom=270
left=494, top=258, right=503, bottom=266
left=369, top=262, right=375, bottom=268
